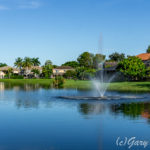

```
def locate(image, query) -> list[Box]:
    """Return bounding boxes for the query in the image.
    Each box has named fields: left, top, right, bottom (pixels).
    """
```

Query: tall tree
left=146, top=45, right=150, bottom=53
left=42, top=60, right=53, bottom=78
left=109, top=52, right=125, bottom=62
left=62, top=61, right=79, bottom=68
left=22, top=57, right=33, bottom=74
left=77, top=52, right=94, bottom=68
left=14, top=57, right=23, bottom=70
left=45, top=60, right=52, bottom=66
left=32, top=57, right=41, bottom=66
left=7, top=68, right=13, bottom=79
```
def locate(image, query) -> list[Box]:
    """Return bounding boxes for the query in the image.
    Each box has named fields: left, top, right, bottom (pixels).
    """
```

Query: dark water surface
left=0, top=82, right=150, bottom=150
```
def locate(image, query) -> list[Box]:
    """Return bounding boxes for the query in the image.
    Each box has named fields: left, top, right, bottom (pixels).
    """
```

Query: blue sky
left=0, top=0, right=150, bottom=66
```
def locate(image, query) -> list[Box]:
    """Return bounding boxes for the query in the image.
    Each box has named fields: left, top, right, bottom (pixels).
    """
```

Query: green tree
left=62, top=61, right=79, bottom=68
left=14, top=57, right=23, bottom=70
left=117, top=56, right=146, bottom=81
left=53, top=65, right=58, bottom=68
left=31, top=69, right=40, bottom=78
left=0, top=63, right=7, bottom=67
left=7, top=68, right=13, bottom=79
left=22, top=57, right=33, bottom=75
left=77, top=52, right=94, bottom=68
left=109, top=52, right=125, bottom=62
left=42, top=60, right=53, bottom=78
left=31, top=57, right=41, bottom=66
left=45, top=60, right=52, bottom=66
left=93, top=54, right=105, bottom=69
left=146, top=45, right=150, bottom=53
left=84, top=69, right=96, bottom=79
left=64, top=70, right=77, bottom=79
left=76, top=67, right=87, bottom=80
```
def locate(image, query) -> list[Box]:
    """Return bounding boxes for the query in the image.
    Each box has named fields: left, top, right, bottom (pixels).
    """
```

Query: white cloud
left=0, top=5, right=9, bottom=10
left=0, top=0, right=41, bottom=10
left=19, top=1, right=41, bottom=9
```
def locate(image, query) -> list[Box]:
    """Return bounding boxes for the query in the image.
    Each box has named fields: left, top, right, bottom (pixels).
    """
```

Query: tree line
left=0, top=45, right=150, bottom=81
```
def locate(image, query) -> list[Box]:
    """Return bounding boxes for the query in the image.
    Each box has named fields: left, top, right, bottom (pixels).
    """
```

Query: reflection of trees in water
left=79, top=103, right=105, bottom=115
left=0, top=82, right=52, bottom=91
left=16, top=98, right=39, bottom=109
left=110, top=102, right=150, bottom=122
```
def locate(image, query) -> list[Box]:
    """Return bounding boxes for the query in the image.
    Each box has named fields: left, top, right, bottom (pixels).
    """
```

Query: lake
left=0, top=82, right=150, bottom=150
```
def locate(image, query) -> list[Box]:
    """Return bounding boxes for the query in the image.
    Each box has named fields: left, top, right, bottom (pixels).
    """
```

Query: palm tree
left=22, top=57, right=33, bottom=75
left=32, top=57, right=41, bottom=66
left=7, top=68, right=13, bottom=79
left=14, top=57, right=23, bottom=71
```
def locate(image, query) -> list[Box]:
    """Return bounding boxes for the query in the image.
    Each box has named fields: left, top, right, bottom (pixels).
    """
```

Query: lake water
left=0, top=82, right=150, bottom=150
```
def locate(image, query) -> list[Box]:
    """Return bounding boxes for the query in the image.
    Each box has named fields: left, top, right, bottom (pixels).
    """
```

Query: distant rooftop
left=54, top=66, right=73, bottom=69
left=136, top=53, right=150, bottom=61
left=0, top=66, right=19, bottom=71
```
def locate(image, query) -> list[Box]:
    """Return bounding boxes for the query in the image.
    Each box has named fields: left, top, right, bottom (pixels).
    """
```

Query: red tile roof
left=136, top=53, right=150, bottom=61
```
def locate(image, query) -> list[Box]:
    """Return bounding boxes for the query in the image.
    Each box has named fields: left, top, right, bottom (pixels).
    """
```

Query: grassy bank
left=64, top=80, right=150, bottom=92
left=108, top=82, right=150, bottom=92
left=0, top=79, right=150, bottom=92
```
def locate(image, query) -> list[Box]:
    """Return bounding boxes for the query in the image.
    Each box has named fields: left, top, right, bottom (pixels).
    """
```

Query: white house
left=0, top=66, right=19, bottom=79
left=0, top=71, right=5, bottom=79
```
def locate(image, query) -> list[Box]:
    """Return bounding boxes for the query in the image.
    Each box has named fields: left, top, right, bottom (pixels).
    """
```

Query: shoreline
left=0, top=79, right=150, bottom=92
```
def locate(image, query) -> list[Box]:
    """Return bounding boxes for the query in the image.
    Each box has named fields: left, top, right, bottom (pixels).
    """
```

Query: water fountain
left=92, top=60, right=117, bottom=98
left=58, top=60, right=144, bottom=100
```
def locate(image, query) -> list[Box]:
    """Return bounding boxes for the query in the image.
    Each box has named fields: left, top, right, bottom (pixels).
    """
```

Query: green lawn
left=64, top=80, right=150, bottom=92
left=108, top=82, right=150, bottom=92
left=0, top=79, right=150, bottom=92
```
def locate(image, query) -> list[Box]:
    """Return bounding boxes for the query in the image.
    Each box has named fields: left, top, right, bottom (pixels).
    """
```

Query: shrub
left=117, top=56, right=146, bottom=81
left=53, top=76, right=65, bottom=88
left=5, top=74, right=24, bottom=79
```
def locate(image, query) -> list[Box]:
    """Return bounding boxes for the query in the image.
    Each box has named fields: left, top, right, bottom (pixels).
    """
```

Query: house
left=53, top=66, right=74, bottom=77
left=136, top=53, right=150, bottom=67
left=22, top=66, right=43, bottom=78
left=0, top=66, right=19, bottom=79
left=95, top=61, right=124, bottom=81
left=0, top=71, right=5, bottom=79
left=104, top=62, right=118, bottom=69
left=136, top=53, right=150, bottom=61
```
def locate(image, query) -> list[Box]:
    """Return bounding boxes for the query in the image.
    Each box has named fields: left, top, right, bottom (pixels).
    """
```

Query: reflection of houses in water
left=13, top=86, right=20, bottom=91
left=141, top=112, right=150, bottom=119
left=0, top=82, right=5, bottom=91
